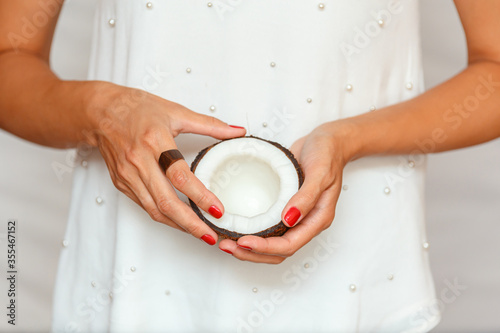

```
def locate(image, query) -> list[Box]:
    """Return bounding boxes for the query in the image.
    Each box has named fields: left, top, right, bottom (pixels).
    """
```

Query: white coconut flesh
left=193, top=137, right=300, bottom=234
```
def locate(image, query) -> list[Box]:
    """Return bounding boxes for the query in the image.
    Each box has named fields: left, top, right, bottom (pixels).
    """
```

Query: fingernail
left=201, top=234, right=216, bottom=246
left=284, top=206, right=301, bottom=227
left=238, top=245, right=252, bottom=251
left=221, top=249, right=233, bottom=255
left=208, top=205, right=223, bottom=219
left=229, top=125, right=245, bottom=129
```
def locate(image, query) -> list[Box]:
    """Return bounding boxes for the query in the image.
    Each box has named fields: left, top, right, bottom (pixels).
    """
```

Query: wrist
left=82, top=80, right=124, bottom=146
left=323, top=119, right=364, bottom=164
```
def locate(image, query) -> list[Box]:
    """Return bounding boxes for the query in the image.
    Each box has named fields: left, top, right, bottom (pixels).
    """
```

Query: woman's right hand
left=0, top=1, right=244, bottom=244
left=0, top=0, right=245, bottom=245
left=85, top=82, right=246, bottom=245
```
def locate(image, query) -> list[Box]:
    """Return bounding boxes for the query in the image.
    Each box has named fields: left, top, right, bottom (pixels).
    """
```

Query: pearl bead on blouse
left=345, top=84, right=353, bottom=92
left=108, top=19, right=116, bottom=27
left=146, top=2, right=153, bottom=9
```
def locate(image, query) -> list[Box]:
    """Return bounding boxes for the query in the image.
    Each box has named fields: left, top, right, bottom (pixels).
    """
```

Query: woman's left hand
left=219, top=121, right=352, bottom=264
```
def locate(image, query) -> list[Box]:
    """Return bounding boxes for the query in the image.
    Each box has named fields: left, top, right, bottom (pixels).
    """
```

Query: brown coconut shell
left=190, top=136, right=304, bottom=241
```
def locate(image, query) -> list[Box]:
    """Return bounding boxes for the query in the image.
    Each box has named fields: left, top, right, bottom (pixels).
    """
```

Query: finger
left=98, top=139, right=148, bottom=210
left=139, top=160, right=219, bottom=243
left=289, top=136, right=306, bottom=157
left=281, top=163, right=335, bottom=227
left=117, top=178, right=185, bottom=233
left=124, top=177, right=186, bottom=233
left=237, top=187, right=339, bottom=257
left=165, top=159, right=225, bottom=219
left=219, top=239, right=286, bottom=264
left=171, top=107, right=246, bottom=139
left=154, top=133, right=225, bottom=218
left=129, top=129, right=219, bottom=243
left=99, top=140, right=185, bottom=232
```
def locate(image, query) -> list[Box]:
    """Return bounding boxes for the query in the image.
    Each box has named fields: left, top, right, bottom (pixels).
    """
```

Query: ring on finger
left=158, top=149, right=185, bottom=173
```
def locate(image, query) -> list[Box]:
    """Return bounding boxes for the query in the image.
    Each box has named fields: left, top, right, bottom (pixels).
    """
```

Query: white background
left=0, top=0, right=499, bottom=332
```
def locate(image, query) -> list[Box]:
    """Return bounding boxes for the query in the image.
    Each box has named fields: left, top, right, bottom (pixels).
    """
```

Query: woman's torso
left=52, top=1, right=439, bottom=332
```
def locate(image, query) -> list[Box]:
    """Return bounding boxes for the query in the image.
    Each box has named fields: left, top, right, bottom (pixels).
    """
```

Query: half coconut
left=190, top=136, right=304, bottom=240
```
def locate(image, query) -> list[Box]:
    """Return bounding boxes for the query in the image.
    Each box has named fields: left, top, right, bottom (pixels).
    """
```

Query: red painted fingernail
left=284, top=206, right=301, bottom=227
left=221, top=249, right=233, bottom=255
left=208, top=205, right=223, bottom=219
left=229, top=125, right=245, bottom=129
left=201, top=234, right=216, bottom=246
left=238, top=245, right=252, bottom=251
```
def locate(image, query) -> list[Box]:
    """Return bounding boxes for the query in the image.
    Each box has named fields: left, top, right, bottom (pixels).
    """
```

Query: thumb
left=289, top=136, right=306, bottom=158
left=173, top=107, right=246, bottom=140
left=281, top=163, right=335, bottom=228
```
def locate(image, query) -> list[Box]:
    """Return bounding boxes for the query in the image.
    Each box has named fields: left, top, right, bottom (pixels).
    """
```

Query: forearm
left=0, top=51, right=107, bottom=148
left=342, top=61, right=500, bottom=161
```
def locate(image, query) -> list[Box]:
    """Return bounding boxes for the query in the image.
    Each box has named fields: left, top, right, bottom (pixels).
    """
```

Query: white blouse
left=52, top=1, right=440, bottom=332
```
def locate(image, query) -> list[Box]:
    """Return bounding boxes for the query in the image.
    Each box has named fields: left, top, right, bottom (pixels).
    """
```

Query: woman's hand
left=219, top=121, right=352, bottom=263
left=86, top=82, right=246, bottom=245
